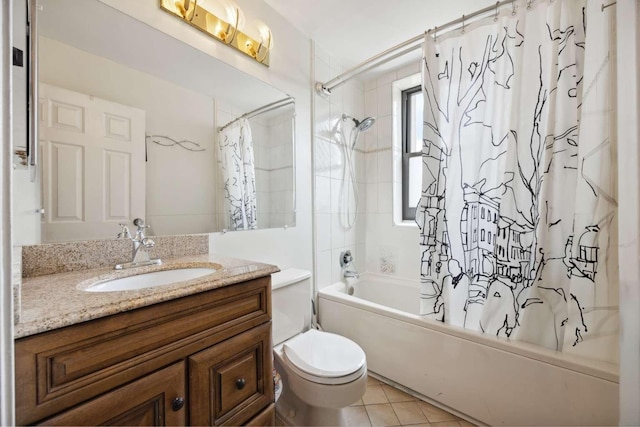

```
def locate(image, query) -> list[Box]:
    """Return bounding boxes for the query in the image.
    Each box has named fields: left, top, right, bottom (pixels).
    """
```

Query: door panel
left=39, top=83, right=145, bottom=242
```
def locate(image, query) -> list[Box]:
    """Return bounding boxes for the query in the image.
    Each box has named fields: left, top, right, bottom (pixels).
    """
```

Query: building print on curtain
left=416, top=0, right=618, bottom=362
left=218, top=118, right=258, bottom=230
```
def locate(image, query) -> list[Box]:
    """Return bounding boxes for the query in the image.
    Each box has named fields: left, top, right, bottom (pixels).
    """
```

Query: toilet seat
left=282, top=329, right=366, bottom=385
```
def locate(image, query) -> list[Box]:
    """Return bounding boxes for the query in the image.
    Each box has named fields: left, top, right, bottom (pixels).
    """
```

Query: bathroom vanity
left=14, top=253, right=278, bottom=426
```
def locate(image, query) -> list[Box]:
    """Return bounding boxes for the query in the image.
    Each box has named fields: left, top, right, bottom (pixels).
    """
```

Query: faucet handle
left=117, top=223, right=132, bottom=239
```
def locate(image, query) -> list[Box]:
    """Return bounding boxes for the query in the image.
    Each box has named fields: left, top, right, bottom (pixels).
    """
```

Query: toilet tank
left=271, top=269, right=312, bottom=345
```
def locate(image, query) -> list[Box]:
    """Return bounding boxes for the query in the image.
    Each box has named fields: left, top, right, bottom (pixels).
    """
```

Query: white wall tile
left=378, top=150, right=392, bottom=183
left=363, top=128, right=377, bottom=152
left=315, top=176, right=331, bottom=214
left=345, top=221, right=357, bottom=247
left=331, top=213, right=345, bottom=249
left=331, top=247, right=345, bottom=284
left=377, top=71, right=398, bottom=88
left=315, top=138, right=332, bottom=178
left=330, top=178, right=343, bottom=214
left=316, top=249, right=333, bottom=289
left=377, top=115, right=393, bottom=149
left=316, top=213, right=331, bottom=251
left=365, top=152, right=378, bottom=183
left=366, top=183, right=378, bottom=213
left=364, top=88, right=378, bottom=118
left=377, top=182, right=393, bottom=214
left=377, top=83, right=393, bottom=117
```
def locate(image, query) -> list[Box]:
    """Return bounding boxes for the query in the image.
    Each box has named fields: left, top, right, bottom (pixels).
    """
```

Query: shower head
left=356, top=116, right=376, bottom=132
left=342, top=114, right=377, bottom=149
left=342, top=114, right=376, bottom=132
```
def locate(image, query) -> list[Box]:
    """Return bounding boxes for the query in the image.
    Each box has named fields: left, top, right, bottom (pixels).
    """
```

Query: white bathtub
left=318, top=274, right=619, bottom=426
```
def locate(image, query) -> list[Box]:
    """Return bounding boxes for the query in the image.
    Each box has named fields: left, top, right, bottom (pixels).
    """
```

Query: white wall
left=38, top=37, right=219, bottom=237
left=11, top=0, right=39, bottom=246
left=99, top=0, right=313, bottom=272
left=616, top=0, right=640, bottom=424
left=1, top=2, right=15, bottom=424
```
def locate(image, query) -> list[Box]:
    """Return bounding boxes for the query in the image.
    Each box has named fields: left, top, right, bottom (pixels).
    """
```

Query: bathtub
left=318, top=274, right=619, bottom=426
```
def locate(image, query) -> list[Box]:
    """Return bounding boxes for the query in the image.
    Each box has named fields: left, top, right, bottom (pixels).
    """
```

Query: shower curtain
left=416, top=0, right=618, bottom=362
left=218, top=118, right=258, bottom=230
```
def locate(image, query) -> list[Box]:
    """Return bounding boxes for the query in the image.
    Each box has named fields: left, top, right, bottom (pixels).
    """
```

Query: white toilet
left=272, top=269, right=367, bottom=426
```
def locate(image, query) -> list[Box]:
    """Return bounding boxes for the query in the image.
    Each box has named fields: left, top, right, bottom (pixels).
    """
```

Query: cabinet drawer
left=189, top=323, right=274, bottom=426
left=39, top=361, right=186, bottom=426
left=246, top=404, right=276, bottom=426
left=16, top=277, right=270, bottom=425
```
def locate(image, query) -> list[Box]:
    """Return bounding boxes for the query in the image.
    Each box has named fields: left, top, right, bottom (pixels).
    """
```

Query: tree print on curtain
left=416, top=0, right=618, bottom=362
left=218, top=118, right=258, bottom=230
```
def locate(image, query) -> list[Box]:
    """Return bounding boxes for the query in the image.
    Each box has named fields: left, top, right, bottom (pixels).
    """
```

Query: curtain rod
left=218, top=97, right=294, bottom=132
left=315, top=0, right=517, bottom=97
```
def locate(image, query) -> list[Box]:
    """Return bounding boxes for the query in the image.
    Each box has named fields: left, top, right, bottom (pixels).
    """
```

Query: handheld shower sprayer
left=338, top=113, right=377, bottom=230
left=341, top=114, right=376, bottom=149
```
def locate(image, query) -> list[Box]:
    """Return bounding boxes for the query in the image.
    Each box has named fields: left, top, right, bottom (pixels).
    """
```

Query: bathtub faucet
left=344, top=269, right=359, bottom=279
left=340, top=249, right=359, bottom=279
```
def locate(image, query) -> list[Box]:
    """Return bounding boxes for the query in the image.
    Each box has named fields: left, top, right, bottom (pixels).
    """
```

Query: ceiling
left=264, top=0, right=496, bottom=71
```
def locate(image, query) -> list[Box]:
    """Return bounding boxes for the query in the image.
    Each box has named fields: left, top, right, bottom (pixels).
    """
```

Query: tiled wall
left=314, top=45, right=425, bottom=288
left=314, top=45, right=366, bottom=288
left=362, top=64, right=423, bottom=280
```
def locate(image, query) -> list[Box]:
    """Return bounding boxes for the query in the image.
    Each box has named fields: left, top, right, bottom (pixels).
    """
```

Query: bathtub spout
left=344, top=269, right=359, bottom=279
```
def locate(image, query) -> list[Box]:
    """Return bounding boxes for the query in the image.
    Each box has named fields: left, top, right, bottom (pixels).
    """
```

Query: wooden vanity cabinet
left=15, top=276, right=275, bottom=426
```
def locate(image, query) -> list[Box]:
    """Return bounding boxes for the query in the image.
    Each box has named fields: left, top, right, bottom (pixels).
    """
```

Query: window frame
left=401, top=85, right=423, bottom=221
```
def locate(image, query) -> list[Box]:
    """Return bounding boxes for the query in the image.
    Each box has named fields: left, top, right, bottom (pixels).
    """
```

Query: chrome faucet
left=115, top=218, right=162, bottom=270
left=340, top=249, right=360, bottom=279
left=344, top=269, right=360, bottom=279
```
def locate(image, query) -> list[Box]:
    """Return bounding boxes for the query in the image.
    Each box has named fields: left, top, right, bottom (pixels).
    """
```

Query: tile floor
left=344, top=376, right=474, bottom=427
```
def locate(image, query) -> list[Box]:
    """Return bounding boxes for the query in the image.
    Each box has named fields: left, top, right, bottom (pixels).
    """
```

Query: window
left=488, top=231, right=492, bottom=244
left=481, top=229, right=486, bottom=242
left=402, top=85, right=423, bottom=221
left=473, top=229, right=477, bottom=243
left=481, top=207, right=485, bottom=219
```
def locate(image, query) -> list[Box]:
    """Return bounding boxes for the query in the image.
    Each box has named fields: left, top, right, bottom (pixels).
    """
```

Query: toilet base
left=276, top=386, right=348, bottom=426
left=274, top=355, right=366, bottom=426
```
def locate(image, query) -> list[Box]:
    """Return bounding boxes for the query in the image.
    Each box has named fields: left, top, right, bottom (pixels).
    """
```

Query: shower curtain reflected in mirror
left=218, top=118, right=258, bottom=230
left=416, top=0, right=618, bottom=363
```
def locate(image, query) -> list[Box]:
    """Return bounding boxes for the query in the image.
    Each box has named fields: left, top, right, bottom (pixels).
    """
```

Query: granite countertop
left=15, top=253, right=279, bottom=339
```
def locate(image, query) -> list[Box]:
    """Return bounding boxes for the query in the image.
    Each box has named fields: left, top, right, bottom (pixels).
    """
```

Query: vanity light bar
left=160, top=0, right=271, bottom=67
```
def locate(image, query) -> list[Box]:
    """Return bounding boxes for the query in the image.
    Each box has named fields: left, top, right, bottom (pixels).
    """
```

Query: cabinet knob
left=171, top=397, right=185, bottom=411
left=235, top=378, right=246, bottom=390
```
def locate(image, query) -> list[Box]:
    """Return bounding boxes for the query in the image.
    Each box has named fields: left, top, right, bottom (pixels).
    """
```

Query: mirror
left=18, top=0, right=295, bottom=243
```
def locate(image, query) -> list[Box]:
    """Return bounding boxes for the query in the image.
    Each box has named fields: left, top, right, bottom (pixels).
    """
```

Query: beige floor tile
left=351, top=398, right=365, bottom=406
left=362, top=385, right=389, bottom=405
left=418, top=401, right=459, bottom=423
left=365, top=403, right=401, bottom=427
left=390, top=401, right=428, bottom=425
left=345, top=405, right=372, bottom=427
left=402, top=424, right=431, bottom=427
left=367, top=376, right=382, bottom=386
left=381, top=384, right=415, bottom=403
left=430, top=422, right=461, bottom=427
left=457, top=420, right=475, bottom=426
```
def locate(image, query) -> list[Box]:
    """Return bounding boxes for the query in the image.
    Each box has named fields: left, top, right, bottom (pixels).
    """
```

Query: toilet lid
left=283, top=329, right=366, bottom=380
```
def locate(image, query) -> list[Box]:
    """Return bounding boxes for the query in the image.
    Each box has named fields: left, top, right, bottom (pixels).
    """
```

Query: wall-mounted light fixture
left=160, top=0, right=273, bottom=66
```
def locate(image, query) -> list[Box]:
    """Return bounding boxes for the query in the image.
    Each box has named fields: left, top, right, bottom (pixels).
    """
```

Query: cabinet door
left=189, top=323, right=274, bottom=426
left=39, top=362, right=186, bottom=426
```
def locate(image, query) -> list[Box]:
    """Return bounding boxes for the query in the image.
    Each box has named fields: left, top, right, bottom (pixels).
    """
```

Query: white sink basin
left=84, top=268, right=218, bottom=292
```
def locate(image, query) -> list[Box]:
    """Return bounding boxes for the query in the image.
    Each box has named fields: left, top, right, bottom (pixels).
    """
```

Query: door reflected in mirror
left=18, top=0, right=295, bottom=243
